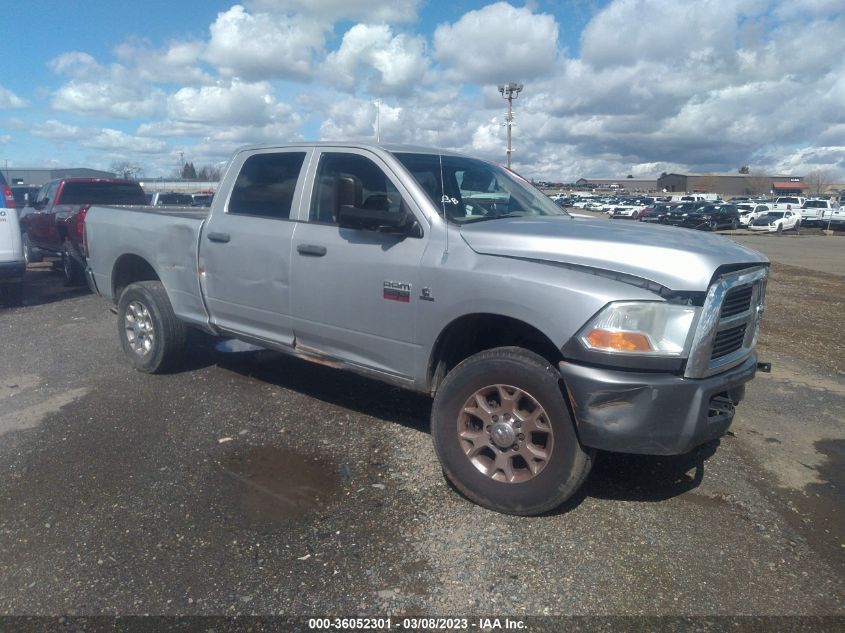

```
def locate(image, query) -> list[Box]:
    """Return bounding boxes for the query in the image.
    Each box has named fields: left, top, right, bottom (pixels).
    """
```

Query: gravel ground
left=0, top=258, right=843, bottom=618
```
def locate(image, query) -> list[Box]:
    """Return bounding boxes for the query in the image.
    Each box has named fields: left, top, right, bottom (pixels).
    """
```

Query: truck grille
left=720, top=286, right=753, bottom=318
left=684, top=266, right=768, bottom=378
left=711, top=324, right=748, bottom=359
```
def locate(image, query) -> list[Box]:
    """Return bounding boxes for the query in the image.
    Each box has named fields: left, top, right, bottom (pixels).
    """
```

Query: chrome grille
left=684, top=266, right=768, bottom=378
left=720, top=286, right=753, bottom=318
left=711, top=324, right=748, bottom=359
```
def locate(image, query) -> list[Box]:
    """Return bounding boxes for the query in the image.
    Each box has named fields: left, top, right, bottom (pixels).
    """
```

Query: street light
left=498, top=82, right=523, bottom=170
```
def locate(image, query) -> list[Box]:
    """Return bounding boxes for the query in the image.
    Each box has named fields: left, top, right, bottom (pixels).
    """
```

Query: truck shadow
left=3, top=262, right=91, bottom=309
left=214, top=349, right=717, bottom=512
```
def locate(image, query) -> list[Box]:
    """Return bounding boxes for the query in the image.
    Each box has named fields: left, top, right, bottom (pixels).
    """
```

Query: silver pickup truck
left=85, top=143, right=769, bottom=515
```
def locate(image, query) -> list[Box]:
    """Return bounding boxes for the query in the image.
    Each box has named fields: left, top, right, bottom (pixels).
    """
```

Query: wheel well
left=112, top=254, right=159, bottom=301
left=428, top=314, right=563, bottom=394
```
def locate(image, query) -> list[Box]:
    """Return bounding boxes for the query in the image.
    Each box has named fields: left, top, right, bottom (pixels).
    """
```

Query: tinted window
left=155, top=193, right=194, bottom=206
left=310, top=152, right=403, bottom=224
left=804, top=201, right=825, bottom=208
left=228, top=152, right=305, bottom=219
left=60, top=182, right=147, bottom=205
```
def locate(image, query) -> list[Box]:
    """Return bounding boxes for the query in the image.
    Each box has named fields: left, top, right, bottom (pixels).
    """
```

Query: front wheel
left=710, top=220, right=718, bottom=232
left=431, top=347, right=593, bottom=515
left=776, top=223, right=783, bottom=234
left=117, top=281, right=187, bottom=373
left=730, top=218, right=739, bottom=230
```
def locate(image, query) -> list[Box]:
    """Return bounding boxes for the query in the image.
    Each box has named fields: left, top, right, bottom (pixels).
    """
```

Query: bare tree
left=738, top=165, right=750, bottom=174
left=747, top=172, right=771, bottom=196
left=804, top=169, right=835, bottom=197
left=109, top=160, right=143, bottom=180
left=196, top=164, right=223, bottom=181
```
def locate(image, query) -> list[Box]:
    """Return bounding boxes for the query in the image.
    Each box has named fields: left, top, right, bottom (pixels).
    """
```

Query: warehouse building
left=1, top=167, right=116, bottom=187
left=575, top=177, right=657, bottom=191
left=656, top=173, right=805, bottom=196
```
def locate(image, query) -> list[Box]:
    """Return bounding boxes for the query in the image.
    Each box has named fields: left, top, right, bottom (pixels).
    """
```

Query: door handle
left=207, top=232, right=230, bottom=243
left=297, top=243, right=327, bottom=257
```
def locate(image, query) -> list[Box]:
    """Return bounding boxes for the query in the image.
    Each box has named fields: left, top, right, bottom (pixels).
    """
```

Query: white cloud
left=0, top=85, right=27, bottom=109
left=434, top=3, right=559, bottom=83
left=246, top=0, right=423, bottom=23
left=31, top=119, right=165, bottom=155
left=203, top=5, right=326, bottom=80
left=114, top=38, right=212, bottom=85
left=49, top=51, right=165, bottom=118
left=167, top=79, right=290, bottom=126
left=323, top=24, right=429, bottom=95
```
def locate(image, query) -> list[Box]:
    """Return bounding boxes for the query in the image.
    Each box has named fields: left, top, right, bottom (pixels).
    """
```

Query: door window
left=228, top=152, right=306, bottom=219
left=310, top=152, right=403, bottom=224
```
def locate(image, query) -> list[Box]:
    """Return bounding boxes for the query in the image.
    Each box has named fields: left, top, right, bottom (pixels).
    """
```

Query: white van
left=0, top=172, right=25, bottom=305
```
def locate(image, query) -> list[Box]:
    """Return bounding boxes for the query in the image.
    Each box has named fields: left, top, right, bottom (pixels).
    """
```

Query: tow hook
left=757, top=361, right=772, bottom=373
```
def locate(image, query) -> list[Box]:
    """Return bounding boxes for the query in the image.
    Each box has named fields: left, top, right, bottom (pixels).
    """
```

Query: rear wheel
left=730, top=218, right=739, bottom=230
left=710, top=220, right=718, bottom=231
left=61, top=243, right=85, bottom=286
left=117, top=281, right=187, bottom=373
left=431, top=347, right=593, bottom=515
left=22, top=233, right=41, bottom=264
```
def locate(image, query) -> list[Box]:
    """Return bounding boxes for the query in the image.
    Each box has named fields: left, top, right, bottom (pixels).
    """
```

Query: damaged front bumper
left=559, top=353, right=759, bottom=455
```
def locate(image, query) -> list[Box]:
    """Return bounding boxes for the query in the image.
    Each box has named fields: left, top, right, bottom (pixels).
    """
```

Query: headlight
left=579, top=302, right=699, bottom=357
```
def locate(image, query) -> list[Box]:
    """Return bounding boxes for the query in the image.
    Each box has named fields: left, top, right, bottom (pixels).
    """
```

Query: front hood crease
left=460, top=216, right=768, bottom=292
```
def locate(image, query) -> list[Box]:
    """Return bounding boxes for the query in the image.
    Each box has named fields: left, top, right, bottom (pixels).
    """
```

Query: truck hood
left=459, top=216, right=768, bottom=292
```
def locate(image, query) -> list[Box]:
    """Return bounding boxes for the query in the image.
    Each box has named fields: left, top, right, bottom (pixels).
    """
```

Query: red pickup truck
left=19, top=178, right=146, bottom=284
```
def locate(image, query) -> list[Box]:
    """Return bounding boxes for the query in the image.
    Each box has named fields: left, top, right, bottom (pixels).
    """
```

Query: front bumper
left=0, top=260, right=26, bottom=282
left=559, top=353, right=758, bottom=455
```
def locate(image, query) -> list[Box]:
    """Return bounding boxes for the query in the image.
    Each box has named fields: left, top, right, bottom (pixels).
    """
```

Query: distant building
left=656, top=173, right=805, bottom=196
left=138, top=180, right=219, bottom=193
left=1, top=167, right=117, bottom=187
left=575, top=177, right=657, bottom=191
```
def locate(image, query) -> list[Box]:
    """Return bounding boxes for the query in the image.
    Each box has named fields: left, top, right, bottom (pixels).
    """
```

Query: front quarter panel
left=413, top=238, right=664, bottom=388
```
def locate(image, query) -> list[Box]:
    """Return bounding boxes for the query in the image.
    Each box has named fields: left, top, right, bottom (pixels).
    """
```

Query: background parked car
left=639, top=202, right=678, bottom=223
left=749, top=210, right=801, bottom=233
left=799, top=199, right=835, bottom=227
left=663, top=201, right=707, bottom=226
left=149, top=192, right=194, bottom=206
left=0, top=171, right=25, bottom=305
left=18, top=178, right=147, bottom=284
left=740, top=204, right=772, bottom=226
left=679, top=203, right=740, bottom=231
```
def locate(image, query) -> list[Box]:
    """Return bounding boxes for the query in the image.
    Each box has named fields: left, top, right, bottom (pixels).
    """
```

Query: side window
left=228, top=152, right=306, bottom=219
left=37, top=182, right=57, bottom=206
left=310, top=152, right=403, bottom=224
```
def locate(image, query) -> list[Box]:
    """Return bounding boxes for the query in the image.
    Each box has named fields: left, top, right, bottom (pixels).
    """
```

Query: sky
left=0, top=0, right=843, bottom=182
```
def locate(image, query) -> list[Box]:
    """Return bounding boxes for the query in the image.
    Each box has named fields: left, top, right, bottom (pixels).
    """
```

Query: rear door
left=199, top=148, right=311, bottom=345
left=25, top=181, right=59, bottom=248
left=289, top=148, right=428, bottom=379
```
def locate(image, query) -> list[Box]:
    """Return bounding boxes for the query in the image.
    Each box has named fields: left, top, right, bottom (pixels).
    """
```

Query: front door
left=200, top=148, right=311, bottom=346
left=289, top=149, right=429, bottom=380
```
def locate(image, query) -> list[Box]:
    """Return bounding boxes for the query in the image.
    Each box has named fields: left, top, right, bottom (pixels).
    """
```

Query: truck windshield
left=392, top=152, right=566, bottom=224
left=60, top=182, right=147, bottom=205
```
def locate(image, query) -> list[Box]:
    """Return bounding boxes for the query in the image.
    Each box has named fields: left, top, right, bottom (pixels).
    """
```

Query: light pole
left=498, top=82, right=523, bottom=170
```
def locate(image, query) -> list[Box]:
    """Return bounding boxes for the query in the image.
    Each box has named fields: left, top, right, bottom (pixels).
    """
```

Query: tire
left=117, top=281, right=187, bottom=373
left=730, top=218, right=739, bottom=230
left=431, top=347, right=593, bottom=515
left=61, top=243, right=85, bottom=286
left=710, top=220, right=718, bottom=232
left=776, top=223, right=783, bottom=234
left=22, top=233, right=42, bottom=264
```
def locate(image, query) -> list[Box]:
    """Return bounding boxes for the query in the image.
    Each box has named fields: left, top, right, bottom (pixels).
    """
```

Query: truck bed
left=85, top=204, right=209, bottom=327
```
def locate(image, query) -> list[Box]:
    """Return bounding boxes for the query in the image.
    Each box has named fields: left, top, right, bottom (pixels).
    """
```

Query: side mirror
left=337, top=200, right=419, bottom=236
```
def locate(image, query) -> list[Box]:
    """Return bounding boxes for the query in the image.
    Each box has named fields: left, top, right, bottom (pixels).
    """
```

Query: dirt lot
left=0, top=248, right=843, bottom=620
